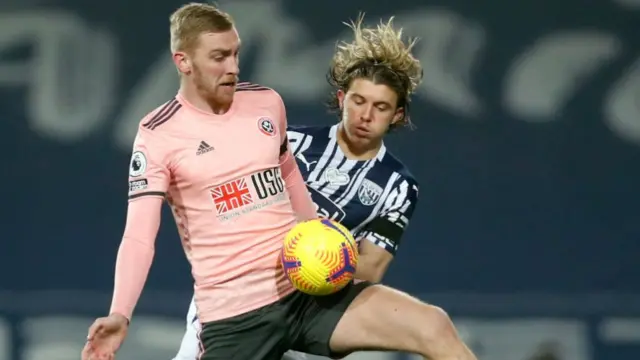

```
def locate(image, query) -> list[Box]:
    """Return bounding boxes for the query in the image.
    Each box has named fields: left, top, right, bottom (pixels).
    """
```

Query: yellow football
left=281, top=218, right=359, bottom=295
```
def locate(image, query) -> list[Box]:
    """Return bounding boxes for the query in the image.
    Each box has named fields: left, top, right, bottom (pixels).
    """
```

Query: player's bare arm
left=354, top=239, right=394, bottom=282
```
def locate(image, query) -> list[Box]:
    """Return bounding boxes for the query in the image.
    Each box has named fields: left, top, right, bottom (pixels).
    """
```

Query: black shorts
left=198, top=281, right=372, bottom=360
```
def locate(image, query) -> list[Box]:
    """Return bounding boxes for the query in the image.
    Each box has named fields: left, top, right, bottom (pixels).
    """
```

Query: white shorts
left=173, top=296, right=310, bottom=360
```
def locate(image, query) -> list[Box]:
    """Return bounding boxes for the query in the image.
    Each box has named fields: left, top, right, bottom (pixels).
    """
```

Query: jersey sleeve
left=286, top=126, right=311, bottom=157
left=273, top=92, right=317, bottom=221
left=355, top=178, right=419, bottom=255
left=109, top=196, right=162, bottom=320
left=127, top=128, right=170, bottom=200
left=274, top=93, right=289, bottom=158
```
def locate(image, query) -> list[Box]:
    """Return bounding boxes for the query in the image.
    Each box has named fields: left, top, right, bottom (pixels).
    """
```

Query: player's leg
left=173, top=296, right=201, bottom=360
left=293, top=282, right=476, bottom=360
left=287, top=281, right=370, bottom=357
left=198, top=301, right=289, bottom=360
left=174, top=296, right=303, bottom=360
left=328, top=284, right=476, bottom=360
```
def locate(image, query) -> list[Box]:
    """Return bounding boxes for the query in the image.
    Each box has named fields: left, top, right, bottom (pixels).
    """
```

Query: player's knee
left=413, top=304, right=471, bottom=358
left=419, top=305, right=456, bottom=340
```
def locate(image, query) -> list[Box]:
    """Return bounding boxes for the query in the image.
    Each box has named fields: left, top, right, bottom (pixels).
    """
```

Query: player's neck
left=336, top=124, right=382, bottom=161
left=178, top=83, right=232, bottom=115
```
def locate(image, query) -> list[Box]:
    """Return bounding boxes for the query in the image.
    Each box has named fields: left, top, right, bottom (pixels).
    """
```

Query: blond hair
left=169, top=2, right=234, bottom=53
left=327, top=14, right=423, bottom=129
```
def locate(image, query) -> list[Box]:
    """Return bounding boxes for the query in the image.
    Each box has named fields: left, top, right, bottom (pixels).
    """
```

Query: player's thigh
left=329, top=284, right=457, bottom=354
left=292, top=281, right=372, bottom=357
left=199, top=307, right=287, bottom=360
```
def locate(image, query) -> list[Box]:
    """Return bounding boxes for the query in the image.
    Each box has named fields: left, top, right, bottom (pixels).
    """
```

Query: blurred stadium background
left=2, top=0, right=640, bottom=359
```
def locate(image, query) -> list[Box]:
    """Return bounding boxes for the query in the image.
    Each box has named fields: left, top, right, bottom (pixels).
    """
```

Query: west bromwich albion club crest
left=358, top=179, right=383, bottom=206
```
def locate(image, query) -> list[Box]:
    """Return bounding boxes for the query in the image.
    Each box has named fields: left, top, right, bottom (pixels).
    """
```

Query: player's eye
left=210, top=52, right=227, bottom=61
left=352, top=97, right=365, bottom=105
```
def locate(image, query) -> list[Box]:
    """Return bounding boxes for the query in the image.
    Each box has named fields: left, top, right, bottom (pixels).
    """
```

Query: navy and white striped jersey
left=288, top=124, right=419, bottom=254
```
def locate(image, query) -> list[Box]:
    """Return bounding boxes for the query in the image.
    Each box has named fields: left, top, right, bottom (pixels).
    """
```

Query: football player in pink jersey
left=81, top=3, right=477, bottom=360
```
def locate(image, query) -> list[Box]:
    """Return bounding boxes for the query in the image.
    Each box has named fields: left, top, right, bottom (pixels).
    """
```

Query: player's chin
left=348, top=132, right=375, bottom=145
left=217, top=85, right=236, bottom=97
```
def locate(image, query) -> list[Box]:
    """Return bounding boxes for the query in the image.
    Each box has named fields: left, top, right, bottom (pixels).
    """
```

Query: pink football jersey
left=122, top=83, right=307, bottom=322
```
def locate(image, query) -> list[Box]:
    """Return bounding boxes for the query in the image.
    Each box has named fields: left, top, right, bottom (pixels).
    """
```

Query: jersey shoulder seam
left=141, top=97, right=182, bottom=131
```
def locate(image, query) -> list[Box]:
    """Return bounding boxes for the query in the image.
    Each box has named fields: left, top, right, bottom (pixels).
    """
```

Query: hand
left=81, top=313, right=129, bottom=360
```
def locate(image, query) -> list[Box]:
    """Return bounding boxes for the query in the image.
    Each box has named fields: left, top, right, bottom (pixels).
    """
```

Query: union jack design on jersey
left=210, top=178, right=253, bottom=214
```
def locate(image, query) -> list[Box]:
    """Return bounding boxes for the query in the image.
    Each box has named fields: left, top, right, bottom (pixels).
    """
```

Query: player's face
left=177, top=28, right=241, bottom=105
left=338, top=78, right=403, bottom=147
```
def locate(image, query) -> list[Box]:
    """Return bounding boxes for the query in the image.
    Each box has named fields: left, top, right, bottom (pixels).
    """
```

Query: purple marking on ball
left=283, top=259, right=302, bottom=270
left=320, top=219, right=351, bottom=241
left=326, top=243, right=356, bottom=282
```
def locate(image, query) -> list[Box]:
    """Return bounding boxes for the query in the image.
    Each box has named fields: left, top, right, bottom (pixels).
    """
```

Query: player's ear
left=337, top=89, right=346, bottom=110
left=173, top=52, right=191, bottom=75
left=391, top=107, right=404, bottom=125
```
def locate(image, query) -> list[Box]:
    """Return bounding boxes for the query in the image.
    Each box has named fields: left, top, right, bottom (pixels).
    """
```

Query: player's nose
left=360, top=106, right=374, bottom=122
left=227, top=58, right=240, bottom=75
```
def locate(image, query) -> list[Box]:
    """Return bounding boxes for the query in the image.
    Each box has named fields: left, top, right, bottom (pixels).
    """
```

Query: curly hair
left=327, top=14, right=423, bottom=130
